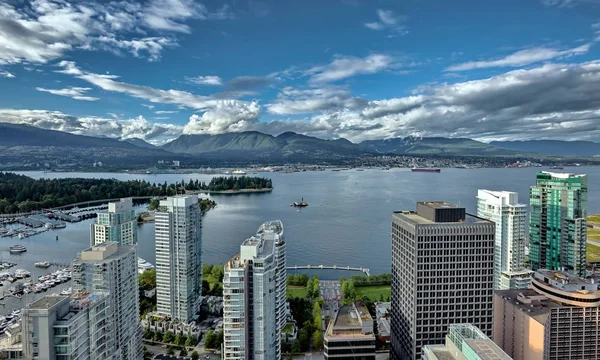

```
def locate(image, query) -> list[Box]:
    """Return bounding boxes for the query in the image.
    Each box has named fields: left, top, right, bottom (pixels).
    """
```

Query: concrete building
left=390, top=202, right=495, bottom=360
left=375, top=302, right=391, bottom=343
left=72, top=242, right=141, bottom=360
left=91, top=198, right=137, bottom=246
left=423, top=324, right=512, bottom=360
left=223, top=220, right=287, bottom=360
left=155, top=195, right=202, bottom=322
left=494, top=270, right=600, bottom=360
left=323, top=302, right=376, bottom=360
left=477, top=190, right=531, bottom=290
left=22, top=293, right=113, bottom=360
left=529, top=172, right=588, bottom=276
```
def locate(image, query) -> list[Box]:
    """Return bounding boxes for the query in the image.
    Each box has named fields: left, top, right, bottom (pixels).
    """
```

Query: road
left=144, top=343, right=220, bottom=359
left=319, top=280, right=341, bottom=330
left=292, top=352, right=389, bottom=359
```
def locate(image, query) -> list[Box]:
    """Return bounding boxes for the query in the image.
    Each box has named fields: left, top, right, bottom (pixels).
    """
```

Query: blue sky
left=1, top=0, right=600, bottom=144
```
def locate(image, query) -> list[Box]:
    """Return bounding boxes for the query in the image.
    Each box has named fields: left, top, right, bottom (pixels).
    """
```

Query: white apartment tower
left=223, top=220, right=287, bottom=360
left=155, top=195, right=202, bottom=322
left=91, top=198, right=137, bottom=246
left=72, top=242, right=142, bottom=360
left=477, top=190, right=531, bottom=290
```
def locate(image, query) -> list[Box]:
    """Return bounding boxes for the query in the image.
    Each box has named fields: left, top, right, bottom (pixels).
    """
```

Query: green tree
left=153, top=331, right=161, bottom=342
left=175, top=333, right=185, bottom=347
left=312, top=330, right=323, bottom=350
left=291, top=340, right=302, bottom=353
left=313, top=302, right=322, bottom=329
left=139, top=269, right=156, bottom=289
left=179, top=347, right=188, bottom=356
left=167, top=347, right=175, bottom=355
left=163, top=331, right=174, bottom=344
left=185, top=333, right=195, bottom=347
left=204, top=330, right=215, bottom=349
left=191, top=351, right=200, bottom=360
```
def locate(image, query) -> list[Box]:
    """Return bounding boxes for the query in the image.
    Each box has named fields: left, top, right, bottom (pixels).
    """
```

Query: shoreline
left=189, top=188, right=272, bottom=195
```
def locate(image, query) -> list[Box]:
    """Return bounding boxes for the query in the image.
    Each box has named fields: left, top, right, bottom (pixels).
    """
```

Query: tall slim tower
left=529, top=171, right=587, bottom=276
left=390, top=202, right=495, bottom=360
left=72, top=242, right=142, bottom=360
left=91, top=198, right=137, bottom=246
left=477, top=190, right=530, bottom=289
left=223, top=220, right=287, bottom=360
left=155, top=195, right=202, bottom=322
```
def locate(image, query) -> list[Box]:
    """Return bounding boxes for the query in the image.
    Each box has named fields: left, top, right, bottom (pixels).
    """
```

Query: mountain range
left=1, top=123, right=600, bottom=168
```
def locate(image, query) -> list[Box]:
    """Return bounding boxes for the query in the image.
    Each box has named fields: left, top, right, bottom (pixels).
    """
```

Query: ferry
left=411, top=168, right=441, bottom=173
left=291, top=197, right=308, bottom=207
left=9, top=245, right=26, bottom=254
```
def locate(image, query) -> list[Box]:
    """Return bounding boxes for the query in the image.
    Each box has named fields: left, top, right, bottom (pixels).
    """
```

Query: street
left=144, top=342, right=220, bottom=359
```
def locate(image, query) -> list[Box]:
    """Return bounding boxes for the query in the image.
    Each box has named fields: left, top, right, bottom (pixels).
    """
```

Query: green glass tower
left=529, top=171, right=588, bottom=276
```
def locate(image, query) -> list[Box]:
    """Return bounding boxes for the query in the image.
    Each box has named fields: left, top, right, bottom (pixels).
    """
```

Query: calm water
left=5, top=167, right=600, bottom=288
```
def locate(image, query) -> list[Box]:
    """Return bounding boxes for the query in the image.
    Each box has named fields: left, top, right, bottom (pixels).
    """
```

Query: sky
left=1, top=0, right=600, bottom=145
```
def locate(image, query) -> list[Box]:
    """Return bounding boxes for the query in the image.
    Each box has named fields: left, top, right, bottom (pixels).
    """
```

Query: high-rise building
left=529, top=171, right=588, bottom=276
left=493, top=270, right=600, bottom=360
left=223, top=220, right=287, bottom=360
left=423, top=324, right=512, bottom=360
left=72, top=242, right=141, bottom=360
left=91, top=198, right=137, bottom=246
left=22, top=293, right=114, bottom=360
left=390, top=202, right=495, bottom=360
left=324, top=302, right=376, bottom=360
left=155, top=195, right=202, bottom=322
left=477, top=190, right=531, bottom=290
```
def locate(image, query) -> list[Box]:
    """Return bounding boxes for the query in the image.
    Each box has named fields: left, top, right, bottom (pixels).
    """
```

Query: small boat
left=290, top=197, right=308, bottom=207
left=411, top=168, right=441, bottom=173
left=9, top=245, right=26, bottom=254
left=35, top=261, right=51, bottom=268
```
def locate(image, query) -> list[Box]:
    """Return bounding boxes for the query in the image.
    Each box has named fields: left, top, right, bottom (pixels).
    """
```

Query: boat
left=411, top=168, right=441, bottom=173
left=9, top=244, right=26, bottom=254
left=138, top=258, right=155, bottom=274
left=232, top=170, right=246, bottom=175
left=35, top=261, right=51, bottom=268
left=550, top=166, right=564, bottom=170
left=290, top=197, right=308, bottom=207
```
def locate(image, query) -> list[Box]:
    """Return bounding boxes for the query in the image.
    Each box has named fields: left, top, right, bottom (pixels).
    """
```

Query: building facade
left=390, top=202, right=495, bottom=360
left=529, top=171, right=588, bottom=276
left=324, top=302, right=376, bottom=360
left=223, top=220, right=287, bottom=360
left=155, top=195, right=202, bottom=322
left=91, top=198, right=137, bottom=246
left=72, top=242, right=141, bottom=360
left=22, top=293, right=114, bottom=360
left=494, top=270, right=600, bottom=360
left=477, top=190, right=530, bottom=290
left=423, top=324, right=512, bottom=360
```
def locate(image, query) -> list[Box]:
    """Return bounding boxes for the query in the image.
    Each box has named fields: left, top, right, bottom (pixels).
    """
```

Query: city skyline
left=1, top=1, right=600, bottom=144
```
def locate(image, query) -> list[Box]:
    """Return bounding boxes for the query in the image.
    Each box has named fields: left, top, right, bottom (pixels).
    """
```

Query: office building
left=391, top=202, right=495, bottom=360
left=223, top=220, right=287, bottom=360
left=477, top=190, right=531, bottom=290
left=529, top=171, right=588, bottom=276
left=423, top=324, right=512, bottom=360
left=324, top=302, right=376, bottom=360
left=91, top=198, right=137, bottom=246
left=72, top=242, right=141, bottom=360
left=155, top=195, right=202, bottom=322
left=22, top=293, right=114, bottom=360
left=494, top=270, right=600, bottom=360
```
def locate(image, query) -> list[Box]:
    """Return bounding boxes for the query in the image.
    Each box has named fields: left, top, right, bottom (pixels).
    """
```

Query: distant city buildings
left=477, top=190, right=531, bottom=290
left=91, top=198, right=137, bottom=246
left=223, top=220, right=287, bottom=360
left=529, top=171, right=588, bottom=276
left=72, top=242, right=141, bottom=360
left=391, top=202, right=495, bottom=360
left=323, top=302, right=376, bottom=360
left=22, top=293, right=113, bottom=360
left=155, top=195, right=202, bottom=322
left=423, top=324, right=512, bottom=360
left=493, top=270, right=600, bottom=360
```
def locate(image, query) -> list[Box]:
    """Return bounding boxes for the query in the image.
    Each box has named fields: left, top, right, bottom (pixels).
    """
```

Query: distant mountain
left=161, top=131, right=371, bottom=159
left=122, top=138, right=156, bottom=149
left=491, top=140, right=600, bottom=157
left=361, top=136, right=521, bottom=156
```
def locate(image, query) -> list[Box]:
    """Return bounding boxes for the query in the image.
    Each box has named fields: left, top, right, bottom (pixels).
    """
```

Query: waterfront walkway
left=287, top=265, right=370, bottom=276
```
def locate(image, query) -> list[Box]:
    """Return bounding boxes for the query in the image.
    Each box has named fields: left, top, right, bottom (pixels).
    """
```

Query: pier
left=287, top=265, right=370, bottom=276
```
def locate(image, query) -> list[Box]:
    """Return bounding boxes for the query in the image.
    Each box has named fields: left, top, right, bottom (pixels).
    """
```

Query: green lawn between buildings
left=287, top=285, right=308, bottom=299
left=355, top=285, right=391, bottom=302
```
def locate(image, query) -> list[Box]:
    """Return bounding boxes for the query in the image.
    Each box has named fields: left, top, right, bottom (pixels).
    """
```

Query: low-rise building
left=423, top=324, right=512, bottom=360
left=374, top=302, right=390, bottom=343
left=500, top=269, right=534, bottom=290
left=494, top=270, right=600, bottom=360
left=324, top=302, right=376, bottom=360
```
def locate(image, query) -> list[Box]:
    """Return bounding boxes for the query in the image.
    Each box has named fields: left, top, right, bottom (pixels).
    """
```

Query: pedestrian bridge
left=287, top=265, right=370, bottom=276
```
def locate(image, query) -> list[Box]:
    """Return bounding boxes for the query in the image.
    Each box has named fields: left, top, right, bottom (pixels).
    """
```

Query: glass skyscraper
left=529, top=171, right=588, bottom=276
left=91, top=198, right=137, bottom=246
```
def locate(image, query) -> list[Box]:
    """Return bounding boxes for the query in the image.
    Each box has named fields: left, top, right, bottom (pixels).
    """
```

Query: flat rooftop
left=536, top=269, right=593, bottom=286
left=28, top=295, right=69, bottom=310
left=332, top=302, right=372, bottom=328
left=394, top=211, right=490, bottom=225
left=540, top=171, right=586, bottom=179
left=465, top=339, right=513, bottom=360
left=424, top=346, right=455, bottom=360
left=419, top=201, right=461, bottom=209
left=495, top=288, right=562, bottom=320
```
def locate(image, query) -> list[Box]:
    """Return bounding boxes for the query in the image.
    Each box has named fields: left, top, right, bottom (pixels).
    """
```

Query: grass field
left=287, top=286, right=308, bottom=299
left=355, top=285, right=391, bottom=301
left=587, top=243, right=600, bottom=262
left=588, top=214, right=600, bottom=225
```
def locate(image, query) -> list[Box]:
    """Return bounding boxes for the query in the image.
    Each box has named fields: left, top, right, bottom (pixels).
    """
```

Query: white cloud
left=447, top=44, right=591, bottom=71
left=142, top=0, right=232, bottom=33
left=540, top=0, right=600, bottom=7
left=307, top=54, right=396, bottom=83
left=155, top=110, right=179, bottom=114
left=94, top=36, right=177, bottom=61
left=267, top=86, right=366, bottom=115
left=141, top=104, right=155, bottom=109
left=186, top=75, right=223, bottom=86
left=36, top=86, right=99, bottom=101
left=0, top=71, right=15, bottom=78
left=364, top=9, right=407, bottom=36
left=183, top=101, right=261, bottom=135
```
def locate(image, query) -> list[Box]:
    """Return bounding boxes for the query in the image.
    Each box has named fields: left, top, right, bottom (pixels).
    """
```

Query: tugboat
left=291, top=197, right=308, bottom=207
left=9, top=245, right=26, bottom=254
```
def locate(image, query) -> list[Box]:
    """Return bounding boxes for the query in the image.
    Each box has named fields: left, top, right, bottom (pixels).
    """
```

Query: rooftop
left=27, top=295, right=69, bottom=310
left=394, top=211, right=491, bottom=225
left=75, top=241, right=135, bottom=262
left=327, top=302, right=373, bottom=338
left=465, top=339, right=513, bottom=360
left=419, top=201, right=461, bottom=209
left=535, top=269, right=599, bottom=291
left=495, top=288, right=561, bottom=320
left=539, top=171, right=586, bottom=179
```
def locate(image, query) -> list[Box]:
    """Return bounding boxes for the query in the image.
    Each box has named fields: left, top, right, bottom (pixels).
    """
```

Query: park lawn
left=287, top=286, right=308, bottom=299
left=355, top=285, right=391, bottom=302
left=588, top=227, right=600, bottom=241
left=587, top=243, right=600, bottom=262
left=282, top=322, right=295, bottom=334
left=588, top=214, right=600, bottom=225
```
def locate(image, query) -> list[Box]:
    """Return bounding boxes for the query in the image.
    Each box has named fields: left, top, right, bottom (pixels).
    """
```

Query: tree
left=162, top=331, right=174, bottom=344
left=217, top=330, right=224, bottom=347
left=179, top=347, right=188, bottom=356
left=175, top=333, right=185, bottom=347
left=167, top=347, right=175, bottom=355
left=291, top=340, right=302, bottom=353
left=185, top=333, right=195, bottom=347
left=153, top=331, right=161, bottom=342
left=191, top=351, right=200, bottom=360
left=204, top=330, right=216, bottom=349
left=313, top=302, right=322, bottom=329
left=143, top=327, right=152, bottom=339
left=313, top=330, right=323, bottom=350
